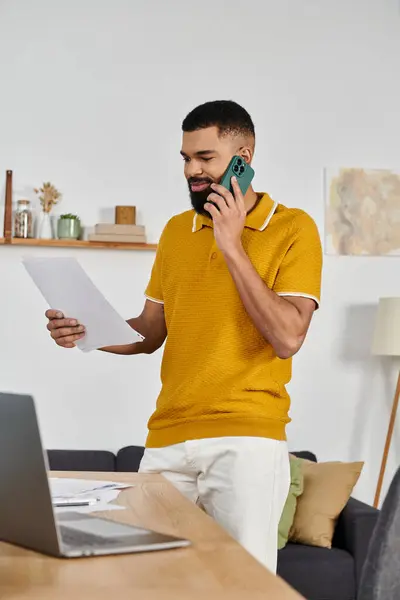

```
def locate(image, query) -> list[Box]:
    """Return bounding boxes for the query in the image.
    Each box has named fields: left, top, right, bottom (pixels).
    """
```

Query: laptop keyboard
left=60, top=525, right=126, bottom=548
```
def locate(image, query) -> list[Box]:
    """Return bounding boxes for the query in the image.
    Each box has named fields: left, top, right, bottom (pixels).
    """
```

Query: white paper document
left=50, top=478, right=131, bottom=514
left=49, top=477, right=132, bottom=498
left=54, top=490, right=125, bottom=514
left=23, top=257, right=144, bottom=352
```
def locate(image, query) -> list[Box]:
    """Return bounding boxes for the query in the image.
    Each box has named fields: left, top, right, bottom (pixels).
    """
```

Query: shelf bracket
left=4, top=170, right=13, bottom=243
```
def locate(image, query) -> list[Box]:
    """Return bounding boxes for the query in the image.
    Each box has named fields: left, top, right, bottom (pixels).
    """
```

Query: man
left=46, top=100, right=322, bottom=572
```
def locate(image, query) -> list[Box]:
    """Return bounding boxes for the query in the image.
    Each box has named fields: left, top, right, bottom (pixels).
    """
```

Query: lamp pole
left=374, top=369, right=400, bottom=508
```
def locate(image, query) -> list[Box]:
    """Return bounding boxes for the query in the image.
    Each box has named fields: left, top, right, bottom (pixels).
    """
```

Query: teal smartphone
left=219, top=155, right=255, bottom=196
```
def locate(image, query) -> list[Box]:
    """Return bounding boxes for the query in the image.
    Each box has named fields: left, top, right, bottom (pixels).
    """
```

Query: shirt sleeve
left=144, top=225, right=167, bottom=304
left=272, top=211, right=323, bottom=307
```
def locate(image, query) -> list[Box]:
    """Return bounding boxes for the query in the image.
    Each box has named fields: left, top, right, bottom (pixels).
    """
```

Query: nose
left=185, top=160, right=203, bottom=179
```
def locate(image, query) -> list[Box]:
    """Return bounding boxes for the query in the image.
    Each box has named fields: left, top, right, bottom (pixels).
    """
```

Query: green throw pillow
left=278, top=454, right=304, bottom=550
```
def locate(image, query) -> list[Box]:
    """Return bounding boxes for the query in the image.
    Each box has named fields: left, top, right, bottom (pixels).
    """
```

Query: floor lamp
left=371, top=297, right=400, bottom=508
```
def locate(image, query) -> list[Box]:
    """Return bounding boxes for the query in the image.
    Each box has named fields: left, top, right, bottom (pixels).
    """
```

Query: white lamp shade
left=372, top=297, right=400, bottom=356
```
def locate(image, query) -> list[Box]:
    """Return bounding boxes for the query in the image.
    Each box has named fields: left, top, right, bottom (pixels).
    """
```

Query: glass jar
left=14, top=199, right=33, bottom=238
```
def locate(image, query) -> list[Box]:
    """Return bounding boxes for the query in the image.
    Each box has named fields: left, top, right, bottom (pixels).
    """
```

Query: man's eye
left=202, top=157, right=213, bottom=162
left=182, top=157, right=190, bottom=163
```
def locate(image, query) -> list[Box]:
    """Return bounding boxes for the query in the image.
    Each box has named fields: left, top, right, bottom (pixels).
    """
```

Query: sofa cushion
left=278, top=543, right=356, bottom=600
left=116, top=446, right=145, bottom=472
left=278, top=455, right=304, bottom=550
left=289, top=460, right=364, bottom=549
left=47, top=450, right=116, bottom=472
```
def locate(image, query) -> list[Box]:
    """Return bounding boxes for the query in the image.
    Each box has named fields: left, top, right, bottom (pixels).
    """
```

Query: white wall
left=0, top=0, right=399, bottom=505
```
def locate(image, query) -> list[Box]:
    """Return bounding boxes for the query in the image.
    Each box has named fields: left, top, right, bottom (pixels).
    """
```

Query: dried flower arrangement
left=34, top=182, right=62, bottom=213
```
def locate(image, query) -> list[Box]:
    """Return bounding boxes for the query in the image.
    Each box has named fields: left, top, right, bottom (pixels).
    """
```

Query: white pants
left=139, top=436, right=290, bottom=573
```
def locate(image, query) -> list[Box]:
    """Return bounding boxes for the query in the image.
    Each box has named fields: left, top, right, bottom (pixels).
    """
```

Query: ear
left=238, top=146, right=253, bottom=165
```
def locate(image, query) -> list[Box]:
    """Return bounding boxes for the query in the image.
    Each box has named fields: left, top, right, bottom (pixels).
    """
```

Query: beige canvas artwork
left=325, top=167, right=400, bottom=256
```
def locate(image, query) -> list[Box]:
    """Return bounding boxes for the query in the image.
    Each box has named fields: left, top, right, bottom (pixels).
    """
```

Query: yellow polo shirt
left=144, top=192, right=322, bottom=448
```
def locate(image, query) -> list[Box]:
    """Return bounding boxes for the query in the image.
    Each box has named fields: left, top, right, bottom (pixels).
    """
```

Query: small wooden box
left=115, top=206, right=136, bottom=225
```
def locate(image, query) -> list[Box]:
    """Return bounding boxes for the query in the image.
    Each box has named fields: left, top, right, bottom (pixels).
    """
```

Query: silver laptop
left=0, top=392, right=191, bottom=558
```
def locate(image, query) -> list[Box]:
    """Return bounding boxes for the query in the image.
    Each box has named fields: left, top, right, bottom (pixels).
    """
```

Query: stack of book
left=89, top=223, right=147, bottom=244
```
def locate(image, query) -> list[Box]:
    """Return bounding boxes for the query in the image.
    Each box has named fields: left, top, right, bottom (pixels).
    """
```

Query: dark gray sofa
left=47, top=447, right=378, bottom=600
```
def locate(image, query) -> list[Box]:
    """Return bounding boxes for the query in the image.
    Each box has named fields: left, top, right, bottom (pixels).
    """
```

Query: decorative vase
left=57, top=217, right=81, bottom=240
left=38, top=212, right=53, bottom=239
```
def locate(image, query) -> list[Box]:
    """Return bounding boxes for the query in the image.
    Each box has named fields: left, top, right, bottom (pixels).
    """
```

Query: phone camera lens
left=240, top=166, right=245, bottom=173
left=233, top=165, right=239, bottom=172
left=237, top=158, right=242, bottom=165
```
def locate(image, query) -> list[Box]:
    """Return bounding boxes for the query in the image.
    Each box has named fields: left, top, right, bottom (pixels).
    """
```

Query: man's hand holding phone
left=204, top=176, right=247, bottom=257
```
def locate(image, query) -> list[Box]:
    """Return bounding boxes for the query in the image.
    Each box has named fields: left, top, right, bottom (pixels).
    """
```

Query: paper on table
left=22, top=257, right=144, bottom=352
left=54, top=489, right=125, bottom=515
left=49, top=477, right=132, bottom=498
left=50, top=478, right=132, bottom=515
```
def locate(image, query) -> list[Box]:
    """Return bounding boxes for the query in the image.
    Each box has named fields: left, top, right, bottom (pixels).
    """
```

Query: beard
left=187, top=177, right=215, bottom=216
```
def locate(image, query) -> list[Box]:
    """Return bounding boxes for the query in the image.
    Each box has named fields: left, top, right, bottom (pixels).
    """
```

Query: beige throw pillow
left=289, top=460, right=364, bottom=548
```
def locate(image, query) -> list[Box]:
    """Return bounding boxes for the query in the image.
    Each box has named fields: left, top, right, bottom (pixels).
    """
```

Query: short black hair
left=182, top=100, right=255, bottom=141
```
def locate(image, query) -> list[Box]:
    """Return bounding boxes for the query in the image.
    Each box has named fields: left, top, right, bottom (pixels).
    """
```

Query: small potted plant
left=57, top=213, right=81, bottom=240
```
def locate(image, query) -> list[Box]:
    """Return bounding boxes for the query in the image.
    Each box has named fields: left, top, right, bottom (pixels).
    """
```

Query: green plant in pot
left=57, top=213, right=81, bottom=240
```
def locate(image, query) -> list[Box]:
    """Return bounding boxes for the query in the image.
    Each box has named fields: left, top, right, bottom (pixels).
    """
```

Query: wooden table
left=0, top=472, right=303, bottom=600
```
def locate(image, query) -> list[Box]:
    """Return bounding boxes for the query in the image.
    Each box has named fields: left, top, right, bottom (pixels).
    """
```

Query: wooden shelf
left=2, top=171, right=157, bottom=251
left=0, top=238, right=157, bottom=250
